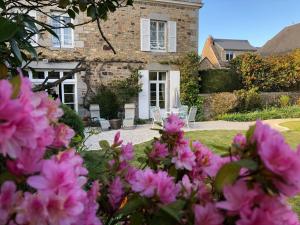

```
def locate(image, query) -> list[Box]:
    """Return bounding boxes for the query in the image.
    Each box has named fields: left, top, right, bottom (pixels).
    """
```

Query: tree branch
left=96, top=17, right=116, bottom=54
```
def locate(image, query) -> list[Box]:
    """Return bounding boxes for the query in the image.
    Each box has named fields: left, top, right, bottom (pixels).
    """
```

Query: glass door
left=149, top=71, right=167, bottom=116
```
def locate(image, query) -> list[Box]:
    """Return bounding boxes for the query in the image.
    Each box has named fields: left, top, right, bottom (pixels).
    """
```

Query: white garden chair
left=151, top=106, right=164, bottom=128
left=89, top=104, right=110, bottom=131
left=123, top=103, right=136, bottom=129
left=186, top=106, right=197, bottom=128
left=178, top=105, right=189, bottom=120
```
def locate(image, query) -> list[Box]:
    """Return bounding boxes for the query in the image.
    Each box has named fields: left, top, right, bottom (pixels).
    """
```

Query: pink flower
left=237, top=196, right=300, bottom=225
left=76, top=181, right=103, bottom=225
left=172, top=146, right=196, bottom=171
left=180, top=175, right=194, bottom=197
left=125, top=166, right=138, bottom=183
left=233, top=133, right=247, bottom=149
left=164, top=114, right=185, bottom=134
left=194, top=203, right=224, bottom=225
left=16, top=193, right=48, bottom=225
left=252, top=121, right=300, bottom=196
left=130, top=168, right=156, bottom=197
left=149, top=141, right=169, bottom=159
left=156, top=171, right=179, bottom=204
left=216, top=181, right=258, bottom=214
left=119, top=143, right=134, bottom=162
left=113, top=131, right=123, bottom=147
left=0, top=181, right=19, bottom=225
left=52, top=124, right=75, bottom=147
left=108, top=177, right=124, bottom=210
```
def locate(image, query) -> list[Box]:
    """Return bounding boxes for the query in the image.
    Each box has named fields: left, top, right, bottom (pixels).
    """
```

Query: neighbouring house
left=200, top=36, right=257, bottom=69
left=26, top=0, right=203, bottom=119
left=258, top=23, right=300, bottom=56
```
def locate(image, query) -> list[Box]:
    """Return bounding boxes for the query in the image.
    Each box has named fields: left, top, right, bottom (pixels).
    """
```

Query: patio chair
left=89, top=104, right=110, bottom=131
left=178, top=105, right=189, bottom=120
left=123, top=103, right=136, bottom=129
left=151, top=106, right=164, bottom=128
left=186, top=106, right=197, bottom=128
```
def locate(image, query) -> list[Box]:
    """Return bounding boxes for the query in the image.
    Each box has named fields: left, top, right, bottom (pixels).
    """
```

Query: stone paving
left=84, top=119, right=300, bottom=150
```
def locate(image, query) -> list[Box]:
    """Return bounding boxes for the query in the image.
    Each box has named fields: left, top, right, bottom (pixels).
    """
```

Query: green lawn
left=83, top=126, right=300, bottom=215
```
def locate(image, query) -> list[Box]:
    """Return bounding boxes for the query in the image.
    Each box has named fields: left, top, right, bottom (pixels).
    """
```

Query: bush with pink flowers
left=1, top=74, right=300, bottom=225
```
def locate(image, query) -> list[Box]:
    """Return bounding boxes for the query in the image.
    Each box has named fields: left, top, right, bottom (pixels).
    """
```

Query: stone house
left=200, top=35, right=257, bottom=69
left=27, top=0, right=202, bottom=119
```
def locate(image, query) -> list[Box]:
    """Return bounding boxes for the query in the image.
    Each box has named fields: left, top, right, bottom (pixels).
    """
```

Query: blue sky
left=198, top=0, right=300, bottom=52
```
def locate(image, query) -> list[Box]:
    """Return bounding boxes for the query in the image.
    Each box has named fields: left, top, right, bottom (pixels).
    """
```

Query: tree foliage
left=231, top=50, right=300, bottom=91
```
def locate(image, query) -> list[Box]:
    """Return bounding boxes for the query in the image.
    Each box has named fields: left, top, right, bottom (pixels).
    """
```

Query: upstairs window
left=141, top=18, right=176, bottom=53
left=226, top=51, right=234, bottom=61
left=150, top=20, right=167, bottom=51
left=52, top=14, right=73, bottom=48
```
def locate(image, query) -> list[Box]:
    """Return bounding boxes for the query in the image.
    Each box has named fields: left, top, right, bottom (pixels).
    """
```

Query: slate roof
left=214, top=39, right=257, bottom=51
left=258, top=23, right=300, bottom=56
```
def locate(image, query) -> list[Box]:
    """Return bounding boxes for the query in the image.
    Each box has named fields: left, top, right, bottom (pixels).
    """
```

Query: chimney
left=207, top=35, right=214, bottom=46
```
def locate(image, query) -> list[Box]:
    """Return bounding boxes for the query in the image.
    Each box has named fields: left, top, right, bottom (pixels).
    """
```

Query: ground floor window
left=149, top=71, right=166, bottom=109
left=28, top=70, right=78, bottom=111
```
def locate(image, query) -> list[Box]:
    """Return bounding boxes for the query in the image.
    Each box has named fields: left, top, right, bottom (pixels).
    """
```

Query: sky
left=198, top=0, right=300, bottom=52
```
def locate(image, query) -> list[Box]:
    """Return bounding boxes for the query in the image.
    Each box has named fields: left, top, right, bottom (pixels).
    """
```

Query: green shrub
left=210, top=92, right=238, bottom=118
left=279, top=95, right=290, bottom=107
left=89, top=85, right=120, bottom=120
left=234, top=88, right=262, bottom=112
left=60, top=104, right=84, bottom=138
left=200, top=69, right=242, bottom=93
left=218, top=106, right=300, bottom=121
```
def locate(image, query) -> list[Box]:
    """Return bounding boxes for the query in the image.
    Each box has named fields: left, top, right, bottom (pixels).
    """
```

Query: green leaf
left=79, top=0, right=87, bottom=11
left=235, top=159, right=258, bottom=170
left=72, top=6, right=80, bottom=14
left=126, top=0, right=133, bottom=5
left=159, top=200, right=185, bottom=222
left=0, top=0, right=5, bottom=9
left=215, top=162, right=241, bottom=192
left=246, top=125, right=256, bottom=140
left=58, top=0, right=70, bottom=8
left=10, top=40, right=22, bottom=63
left=0, top=63, right=8, bottom=79
left=130, top=213, right=144, bottom=225
left=0, top=17, right=18, bottom=42
left=99, top=140, right=110, bottom=149
left=67, top=9, right=76, bottom=19
left=87, top=5, right=97, bottom=19
left=117, top=197, right=148, bottom=216
left=10, top=75, right=21, bottom=99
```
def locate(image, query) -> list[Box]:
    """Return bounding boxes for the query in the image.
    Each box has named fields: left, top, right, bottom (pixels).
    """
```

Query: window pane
left=63, top=28, right=72, bottom=46
left=159, top=83, right=165, bottom=108
left=64, top=94, right=74, bottom=103
left=52, top=16, right=61, bottom=46
left=32, top=71, right=45, bottom=79
left=149, top=72, right=157, bottom=80
left=63, top=72, right=74, bottom=79
left=64, top=84, right=74, bottom=94
left=159, top=72, right=166, bottom=80
left=158, top=22, right=165, bottom=49
left=48, top=71, right=60, bottom=79
left=150, top=21, right=157, bottom=49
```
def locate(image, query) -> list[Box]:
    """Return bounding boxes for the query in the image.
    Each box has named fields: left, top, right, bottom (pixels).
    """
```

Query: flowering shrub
left=1, top=74, right=300, bottom=225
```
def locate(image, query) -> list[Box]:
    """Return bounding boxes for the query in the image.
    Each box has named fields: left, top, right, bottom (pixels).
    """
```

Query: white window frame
left=150, top=20, right=167, bottom=52
left=225, top=51, right=234, bottom=61
left=29, top=70, right=78, bottom=112
left=51, top=12, right=74, bottom=48
left=149, top=71, right=167, bottom=109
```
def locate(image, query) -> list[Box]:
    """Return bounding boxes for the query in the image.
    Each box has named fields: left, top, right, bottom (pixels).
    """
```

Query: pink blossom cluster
left=129, top=168, right=179, bottom=204
left=0, top=76, right=101, bottom=225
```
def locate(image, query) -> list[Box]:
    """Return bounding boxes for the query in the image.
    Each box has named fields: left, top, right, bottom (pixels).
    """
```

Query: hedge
left=217, top=106, right=300, bottom=121
left=199, top=69, right=242, bottom=93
